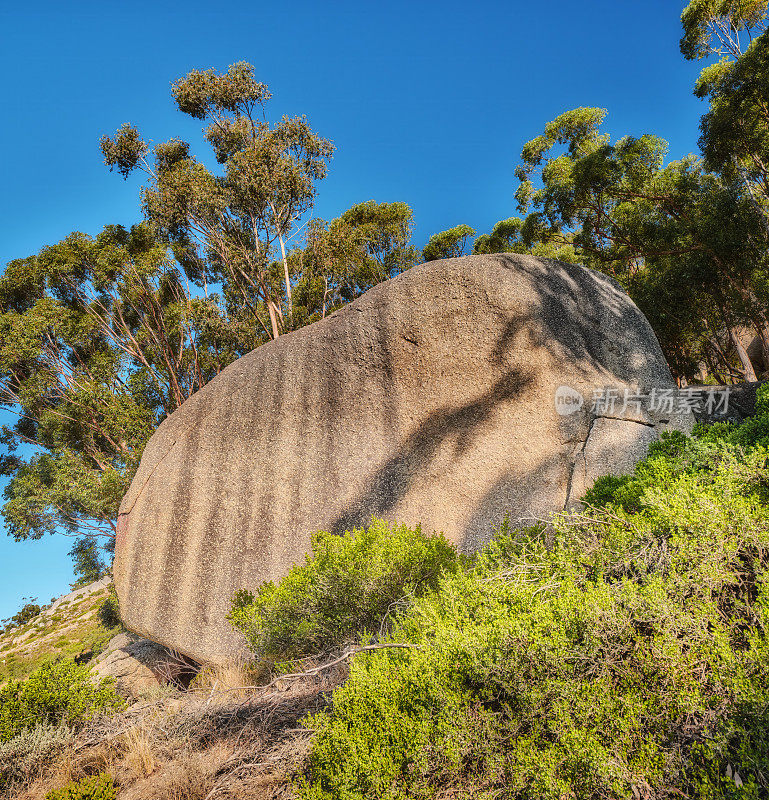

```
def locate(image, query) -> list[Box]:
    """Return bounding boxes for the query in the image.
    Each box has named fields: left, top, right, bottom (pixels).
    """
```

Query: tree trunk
left=278, top=232, right=293, bottom=327
left=703, top=350, right=726, bottom=385
left=729, top=327, right=758, bottom=381
left=267, top=300, right=281, bottom=340
left=748, top=317, right=769, bottom=374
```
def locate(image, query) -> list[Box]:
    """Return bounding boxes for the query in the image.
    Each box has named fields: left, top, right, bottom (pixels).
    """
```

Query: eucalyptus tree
left=680, top=0, right=766, bottom=63
left=680, top=1, right=769, bottom=230
left=472, top=217, right=581, bottom=263
left=101, top=62, right=334, bottom=340
left=506, top=106, right=769, bottom=381
left=0, top=203, right=421, bottom=546
left=3, top=61, right=428, bottom=565
left=680, top=1, right=769, bottom=374
left=338, top=201, right=419, bottom=275
left=0, top=224, right=245, bottom=543
left=68, top=537, right=107, bottom=587
left=292, top=201, right=419, bottom=324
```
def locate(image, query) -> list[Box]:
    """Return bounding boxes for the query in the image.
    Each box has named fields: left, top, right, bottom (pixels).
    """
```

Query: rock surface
left=91, top=632, right=197, bottom=698
left=114, top=253, right=692, bottom=663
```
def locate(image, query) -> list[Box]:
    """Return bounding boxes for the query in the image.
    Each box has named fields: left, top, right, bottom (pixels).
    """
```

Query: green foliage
left=755, top=381, right=769, bottom=414
left=698, top=30, right=769, bottom=223
left=472, top=216, right=580, bottom=263
left=297, top=416, right=769, bottom=799
left=510, top=103, right=769, bottom=382
left=1, top=600, right=43, bottom=636
left=102, top=61, right=335, bottom=340
left=13, top=603, right=41, bottom=626
left=45, top=773, right=116, bottom=800
left=229, top=519, right=459, bottom=659
left=338, top=201, right=420, bottom=277
left=68, top=538, right=106, bottom=588
left=585, top=411, right=769, bottom=515
left=96, top=588, right=121, bottom=630
left=3, top=62, right=422, bottom=548
left=0, top=223, right=244, bottom=542
left=421, top=224, right=475, bottom=262
left=505, top=1, right=769, bottom=384
left=11, top=601, right=41, bottom=627
left=0, top=599, right=121, bottom=685
left=291, top=202, right=420, bottom=326
left=680, top=0, right=766, bottom=63
left=0, top=660, right=124, bottom=744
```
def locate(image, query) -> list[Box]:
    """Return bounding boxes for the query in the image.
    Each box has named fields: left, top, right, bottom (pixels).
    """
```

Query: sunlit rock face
left=114, top=253, right=692, bottom=663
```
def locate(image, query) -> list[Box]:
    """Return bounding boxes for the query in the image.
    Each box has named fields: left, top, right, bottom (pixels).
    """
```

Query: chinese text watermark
left=554, top=385, right=731, bottom=417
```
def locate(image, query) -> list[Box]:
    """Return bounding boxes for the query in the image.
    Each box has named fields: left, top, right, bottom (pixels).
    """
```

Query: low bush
left=0, top=659, right=124, bottom=744
left=229, top=518, right=459, bottom=659
left=296, top=414, right=769, bottom=799
left=45, top=773, right=116, bottom=800
left=0, top=723, right=74, bottom=790
left=96, top=588, right=121, bottom=630
left=12, top=602, right=42, bottom=627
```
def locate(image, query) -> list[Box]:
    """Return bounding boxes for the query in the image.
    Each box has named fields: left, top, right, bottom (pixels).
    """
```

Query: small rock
left=91, top=632, right=199, bottom=698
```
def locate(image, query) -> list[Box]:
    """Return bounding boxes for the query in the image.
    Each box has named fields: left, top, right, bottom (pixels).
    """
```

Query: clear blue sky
left=0, top=0, right=705, bottom=618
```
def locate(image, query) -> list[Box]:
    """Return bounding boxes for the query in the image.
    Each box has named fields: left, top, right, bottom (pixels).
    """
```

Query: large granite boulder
left=114, top=254, right=692, bottom=663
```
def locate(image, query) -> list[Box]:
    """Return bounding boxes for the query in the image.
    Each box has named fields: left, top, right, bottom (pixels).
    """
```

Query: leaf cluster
left=422, top=224, right=476, bottom=262
left=229, top=518, right=459, bottom=660
left=102, top=62, right=335, bottom=340
left=0, top=223, right=245, bottom=542
left=475, top=102, right=769, bottom=382
left=291, top=201, right=420, bottom=325
left=0, top=659, right=124, bottom=744
left=44, top=773, right=116, bottom=800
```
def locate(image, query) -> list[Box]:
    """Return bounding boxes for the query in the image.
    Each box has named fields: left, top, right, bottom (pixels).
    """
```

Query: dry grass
left=119, top=744, right=230, bottom=800
left=120, top=723, right=157, bottom=781
left=7, top=663, right=346, bottom=800
left=190, top=657, right=267, bottom=701
left=152, top=649, right=201, bottom=691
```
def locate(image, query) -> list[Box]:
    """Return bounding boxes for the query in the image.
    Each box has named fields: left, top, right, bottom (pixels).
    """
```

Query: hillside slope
left=0, top=578, right=119, bottom=683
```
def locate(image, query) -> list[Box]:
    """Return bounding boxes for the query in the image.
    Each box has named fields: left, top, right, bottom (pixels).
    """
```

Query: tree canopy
left=102, top=62, right=334, bottom=340
left=1, top=63, right=426, bottom=561
left=466, top=2, right=769, bottom=384
left=8, top=2, right=769, bottom=560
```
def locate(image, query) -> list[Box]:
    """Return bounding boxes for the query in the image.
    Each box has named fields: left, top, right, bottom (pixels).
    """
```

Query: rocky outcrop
left=91, top=632, right=198, bottom=698
left=114, top=253, right=692, bottom=663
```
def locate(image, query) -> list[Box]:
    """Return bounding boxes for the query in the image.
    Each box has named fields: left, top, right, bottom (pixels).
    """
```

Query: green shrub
left=297, top=427, right=769, bottom=799
left=229, top=518, right=459, bottom=658
left=584, top=423, right=769, bottom=513
left=0, top=723, right=74, bottom=790
left=1, top=601, right=43, bottom=635
left=96, top=588, right=121, bottom=630
left=45, top=773, right=116, bottom=800
left=0, top=660, right=124, bottom=744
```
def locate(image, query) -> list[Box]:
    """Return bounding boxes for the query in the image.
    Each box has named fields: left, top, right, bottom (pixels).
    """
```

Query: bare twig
left=200, top=642, right=422, bottom=698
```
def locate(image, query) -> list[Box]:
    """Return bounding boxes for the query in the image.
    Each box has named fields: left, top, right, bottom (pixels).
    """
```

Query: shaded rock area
left=91, top=632, right=199, bottom=698
left=114, top=253, right=693, bottom=663
left=566, top=417, right=660, bottom=507
left=690, top=381, right=765, bottom=424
